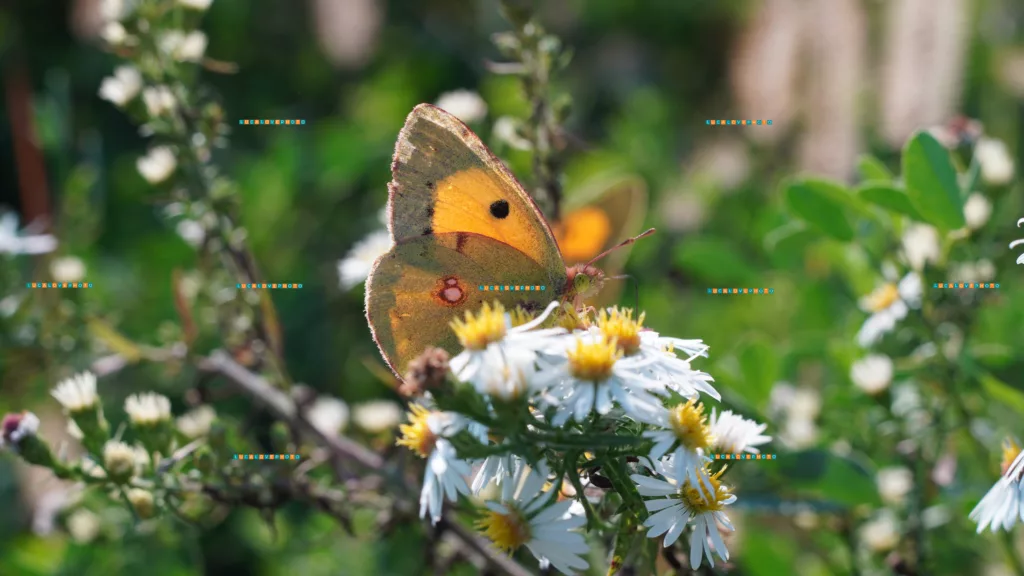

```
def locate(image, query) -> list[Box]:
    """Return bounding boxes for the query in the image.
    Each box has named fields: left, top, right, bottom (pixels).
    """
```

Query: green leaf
left=673, top=238, right=757, bottom=285
left=778, top=450, right=881, bottom=507
left=902, top=131, right=966, bottom=229
left=783, top=179, right=855, bottom=241
left=961, top=155, right=981, bottom=197
left=857, top=154, right=893, bottom=181
left=979, top=373, right=1024, bottom=415
left=737, top=338, right=779, bottom=411
left=858, top=182, right=924, bottom=220
left=740, top=524, right=800, bottom=576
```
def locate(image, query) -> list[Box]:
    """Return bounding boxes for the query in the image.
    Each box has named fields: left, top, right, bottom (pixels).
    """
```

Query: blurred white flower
left=175, top=220, right=205, bottom=247
left=950, top=259, right=996, bottom=284
left=176, top=0, right=213, bottom=10
left=338, top=228, right=392, bottom=290
left=100, top=22, right=127, bottom=45
left=66, top=509, right=101, bottom=543
left=788, top=388, right=821, bottom=421
left=50, top=256, right=86, bottom=284
left=0, top=295, right=21, bottom=318
left=975, top=137, right=1014, bottom=185
left=159, top=30, right=208, bottom=62
left=709, top=409, right=770, bottom=454
left=0, top=212, right=57, bottom=255
left=176, top=406, right=216, bottom=439
left=493, top=116, right=532, bottom=150
left=857, top=271, right=922, bottom=348
left=0, top=411, right=40, bottom=450
left=124, top=393, right=172, bottom=426
left=859, top=509, right=900, bottom=552
left=352, top=400, right=402, bottom=433
left=435, top=90, right=487, bottom=124
left=307, top=396, right=349, bottom=436
left=142, top=86, right=176, bottom=117
left=137, top=146, right=177, bottom=184
left=900, top=224, right=940, bottom=270
left=102, top=440, right=137, bottom=480
left=779, top=417, right=818, bottom=450
left=963, top=193, right=992, bottom=230
left=876, top=466, right=913, bottom=505
left=51, top=372, right=99, bottom=414
left=99, top=0, right=126, bottom=22
left=98, top=65, right=142, bottom=107
left=970, top=447, right=1024, bottom=533
left=850, top=354, right=893, bottom=395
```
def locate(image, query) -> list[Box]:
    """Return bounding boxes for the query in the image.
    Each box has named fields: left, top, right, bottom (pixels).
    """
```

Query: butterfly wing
left=388, top=104, right=565, bottom=276
left=366, top=232, right=562, bottom=376
left=555, top=175, right=648, bottom=266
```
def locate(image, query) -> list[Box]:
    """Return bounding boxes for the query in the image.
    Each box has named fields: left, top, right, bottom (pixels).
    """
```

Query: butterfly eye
left=573, top=273, right=592, bottom=292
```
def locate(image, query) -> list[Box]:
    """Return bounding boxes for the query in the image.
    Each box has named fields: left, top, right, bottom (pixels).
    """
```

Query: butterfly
left=365, top=104, right=650, bottom=378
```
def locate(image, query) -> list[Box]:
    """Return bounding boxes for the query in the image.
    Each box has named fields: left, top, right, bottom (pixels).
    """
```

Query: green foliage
left=903, top=131, right=967, bottom=230
left=783, top=179, right=856, bottom=241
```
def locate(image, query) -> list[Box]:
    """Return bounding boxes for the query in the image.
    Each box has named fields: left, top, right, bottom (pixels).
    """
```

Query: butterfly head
left=565, top=263, right=606, bottom=302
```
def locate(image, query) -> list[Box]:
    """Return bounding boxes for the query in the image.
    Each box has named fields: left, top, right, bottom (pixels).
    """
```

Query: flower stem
left=1000, top=531, right=1024, bottom=576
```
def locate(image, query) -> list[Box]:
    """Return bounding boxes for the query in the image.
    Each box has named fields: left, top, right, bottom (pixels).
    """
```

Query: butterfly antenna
left=585, top=228, right=656, bottom=268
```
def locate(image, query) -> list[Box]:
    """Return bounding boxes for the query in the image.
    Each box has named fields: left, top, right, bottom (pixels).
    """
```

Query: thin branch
left=196, top=350, right=534, bottom=576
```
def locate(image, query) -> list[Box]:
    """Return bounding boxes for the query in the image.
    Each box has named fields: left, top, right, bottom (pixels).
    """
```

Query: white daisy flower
left=859, top=509, right=900, bottom=552
left=396, top=404, right=474, bottom=524
left=51, top=372, right=99, bottom=414
left=463, top=344, right=539, bottom=401
left=850, top=354, right=894, bottom=395
left=632, top=456, right=736, bottom=570
left=637, top=399, right=715, bottom=495
left=306, top=396, right=349, bottom=436
left=709, top=409, right=770, bottom=454
left=1011, top=218, right=1024, bottom=265
left=472, top=453, right=522, bottom=498
left=98, top=65, right=142, bottom=107
left=476, top=464, right=590, bottom=575
left=352, top=400, right=402, bottom=433
left=124, top=392, right=172, bottom=426
left=970, top=442, right=1024, bottom=533
left=100, top=21, right=127, bottom=45
left=900, top=223, right=940, bottom=271
left=137, top=146, right=177, bottom=184
left=0, top=211, right=57, bottom=255
left=534, top=332, right=668, bottom=427
left=175, top=405, right=216, bottom=439
left=448, top=300, right=564, bottom=386
left=434, top=89, right=488, bottom=124
left=586, top=308, right=719, bottom=400
left=856, top=271, right=922, bottom=347
left=338, top=228, right=392, bottom=290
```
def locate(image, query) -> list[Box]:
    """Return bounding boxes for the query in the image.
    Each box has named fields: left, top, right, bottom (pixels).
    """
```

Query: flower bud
left=126, top=489, right=156, bottom=519
left=103, top=440, right=137, bottom=484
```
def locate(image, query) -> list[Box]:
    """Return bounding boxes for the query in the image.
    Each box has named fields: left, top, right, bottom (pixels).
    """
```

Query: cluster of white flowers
left=393, top=300, right=771, bottom=572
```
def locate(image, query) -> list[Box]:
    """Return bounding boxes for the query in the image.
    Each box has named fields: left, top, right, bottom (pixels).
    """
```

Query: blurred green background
left=2, top=0, right=1024, bottom=574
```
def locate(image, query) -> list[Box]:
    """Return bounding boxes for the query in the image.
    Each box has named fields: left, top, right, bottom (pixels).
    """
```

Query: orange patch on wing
left=430, top=168, right=559, bottom=269
left=554, top=206, right=612, bottom=263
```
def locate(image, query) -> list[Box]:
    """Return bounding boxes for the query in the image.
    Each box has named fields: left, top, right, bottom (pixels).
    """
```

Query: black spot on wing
left=489, top=199, right=510, bottom=219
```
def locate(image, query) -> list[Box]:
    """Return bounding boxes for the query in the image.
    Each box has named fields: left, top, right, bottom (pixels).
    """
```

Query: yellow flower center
left=679, top=467, right=732, bottom=514
left=476, top=506, right=531, bottom=553
left=1001, top=438, right=1022, bottom=477
left=450, top=301, right=507, bottom=351
left=865, top=283, right=900, bottom=313
left=598, top=308, right=644, bottom=356
left=567, top=336, right=621, bottom=382
left=395, top=404, right=437, bottom=458
left=668, top=399, right=713, bottom=450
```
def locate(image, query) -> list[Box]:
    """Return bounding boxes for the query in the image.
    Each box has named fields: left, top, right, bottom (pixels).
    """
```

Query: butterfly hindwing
left=365, top=232, right=565, bottom=376
left=388, top=104, right=565, bottom=275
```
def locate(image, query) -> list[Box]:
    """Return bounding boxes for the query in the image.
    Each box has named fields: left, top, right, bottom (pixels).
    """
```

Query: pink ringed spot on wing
left=435, top=276, right=467, bottom=307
